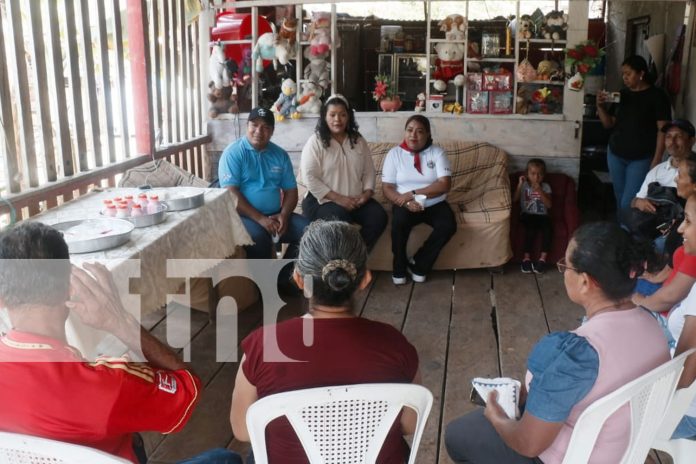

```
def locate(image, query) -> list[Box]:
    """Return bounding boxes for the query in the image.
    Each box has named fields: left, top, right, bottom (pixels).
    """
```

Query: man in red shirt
left=0, top=222, right=241, bottom=464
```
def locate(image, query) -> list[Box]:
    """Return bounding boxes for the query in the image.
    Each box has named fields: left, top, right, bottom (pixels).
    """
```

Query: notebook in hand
left=471, top=377, right=521, bottom=419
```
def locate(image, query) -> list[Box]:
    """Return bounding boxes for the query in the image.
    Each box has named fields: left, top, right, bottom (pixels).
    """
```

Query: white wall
left=606, top=0, right=691, bottom=115
left=208, top=113, right=583, bottom=180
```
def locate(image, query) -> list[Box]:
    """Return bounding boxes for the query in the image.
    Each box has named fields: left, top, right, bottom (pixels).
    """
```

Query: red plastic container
left=211, top=13, right=273, bottom=67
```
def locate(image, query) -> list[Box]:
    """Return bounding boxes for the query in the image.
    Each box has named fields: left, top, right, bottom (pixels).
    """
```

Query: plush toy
left=308, top=11, right=334, bottom=57
left=515, top=87, right=530, bottom=114
left=414, top=92, right=426, bottom=112
left=241, top=48, right=252, bottom=76
left=518, top=14, right=535, bottom=40
left=297, top=81, right=322, bottom=114
left=271, top=78, right=300, bottom=121
left=433, top=41, right=465, bottom=92
left=277, top=17, right=298, bottom=48
left=252, top=31, right=292, bottom=73
left=443, top=102, right=464, bottom=114
left=540, top=10, right=567, bottom=41
left=207, top=82, right=238, bottom=118
left=516, top=58, right=537, bottom=82
left=536, top=59, right=559, bottom=80
left=209, top=41, right=230, bottom=90
left=303, top=46, right=330, bottom=91
left=439, top=14, right=466, bottom=41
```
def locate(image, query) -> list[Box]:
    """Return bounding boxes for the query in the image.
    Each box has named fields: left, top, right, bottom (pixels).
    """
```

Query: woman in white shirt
left=382, top=115, right=456, bottom=284
left=300, top=95, right=387, bottom=250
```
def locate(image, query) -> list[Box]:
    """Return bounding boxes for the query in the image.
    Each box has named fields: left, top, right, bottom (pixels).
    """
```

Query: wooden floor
left=140, top=265, right=671, bottom=464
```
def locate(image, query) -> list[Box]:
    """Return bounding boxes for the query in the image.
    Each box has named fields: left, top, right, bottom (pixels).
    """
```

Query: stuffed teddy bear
left=439, top=14, right=466, bottom=41
left=518, top=14, right=535, bottom=40
left=297, top=81, right=322, bottom=114
left=252, top=31, right=292, bottom=73
left=209, top=41, right=230, bottom=90
left=515, top=87, right=530, bottom=114
left=308, top=11, right=333, bottom=57
left=277, top=17, right=298, bottom=48
left=414, top=92, right=426, bottom=112
left=536, top=59, right=559, bottom=80
left=303, top=46, right=330, bottom=91
left=207, top=82, right=238, bottom=119
left=271, top=78, right=300, bottom=121
left=433, top=41, right=465, bottom=92
left=540, top=10, right=567, bottom=41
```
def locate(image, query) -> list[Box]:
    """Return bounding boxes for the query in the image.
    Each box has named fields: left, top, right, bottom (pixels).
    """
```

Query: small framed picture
left=427, top=95, right=444, bottom=112
left=467, top=91, right=489, bottom=114
left=489, top=91, right=513, bottom=114
left=481, top=32, right=500, bottom=57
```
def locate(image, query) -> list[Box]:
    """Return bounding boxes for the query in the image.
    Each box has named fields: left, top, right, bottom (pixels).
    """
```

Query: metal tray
left=102, top=204, right=168, bottom=228
left=154, top=187, right=206, bottom=211
left=52, top=218, right=134, bottom=254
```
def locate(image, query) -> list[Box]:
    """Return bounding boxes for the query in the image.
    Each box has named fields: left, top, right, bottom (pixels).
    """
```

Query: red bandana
left=399, top=141, right=422, bottom=174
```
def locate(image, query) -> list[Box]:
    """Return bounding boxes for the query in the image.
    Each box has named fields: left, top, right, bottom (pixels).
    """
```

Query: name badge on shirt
left=427, top=160, right=435, bottom=169
left=157, top=372, right=178, bottom=394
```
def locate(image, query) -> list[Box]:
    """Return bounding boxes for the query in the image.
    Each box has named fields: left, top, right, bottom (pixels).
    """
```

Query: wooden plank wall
left=0, top=0, right=206, bottom=226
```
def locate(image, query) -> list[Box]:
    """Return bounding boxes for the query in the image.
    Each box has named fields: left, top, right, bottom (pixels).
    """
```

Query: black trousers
left=302, top=192, right=388, bottom=251
left=391, top=201, right=456, bottom=277
left=445, top=409, right=543, bottom=464
left=519, top=213, right=552, bottom=255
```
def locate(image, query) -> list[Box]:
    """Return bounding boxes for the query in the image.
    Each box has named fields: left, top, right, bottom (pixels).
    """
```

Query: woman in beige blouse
left=300, top=95, right=387, bottom=250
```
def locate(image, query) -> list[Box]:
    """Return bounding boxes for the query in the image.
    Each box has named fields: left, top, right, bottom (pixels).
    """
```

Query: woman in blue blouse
left=445, top=222, right=670, bottom=464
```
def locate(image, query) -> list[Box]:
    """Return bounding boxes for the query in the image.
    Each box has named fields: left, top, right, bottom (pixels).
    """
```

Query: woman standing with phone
left=597, top=55, right=671, bottom=211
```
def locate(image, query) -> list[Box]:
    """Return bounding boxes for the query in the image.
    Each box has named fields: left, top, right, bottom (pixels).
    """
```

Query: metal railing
left=0, top=0, right=207, bottom=224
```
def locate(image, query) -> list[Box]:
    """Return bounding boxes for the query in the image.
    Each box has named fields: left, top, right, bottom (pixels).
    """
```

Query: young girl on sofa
left=513, top=158, right=553, bottom=274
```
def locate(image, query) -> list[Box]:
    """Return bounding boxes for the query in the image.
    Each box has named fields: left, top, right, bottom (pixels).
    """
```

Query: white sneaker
left=392, top=275, right=408, bottom=285
left=407, top=264, right=426, bottom=283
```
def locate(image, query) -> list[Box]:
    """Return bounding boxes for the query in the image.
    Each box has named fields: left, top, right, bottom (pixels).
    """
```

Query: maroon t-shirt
left=241, top=316, right=419, bottom=464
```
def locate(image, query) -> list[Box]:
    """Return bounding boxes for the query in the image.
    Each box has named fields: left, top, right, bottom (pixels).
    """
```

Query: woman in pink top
left=445, top=222, right=670, bottom=463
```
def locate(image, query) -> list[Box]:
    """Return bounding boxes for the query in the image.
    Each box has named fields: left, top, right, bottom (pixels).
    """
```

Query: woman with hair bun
left=597, top=55, right=672, bottom=211
left=446, top=221, right=669, bottom=464
left=230, top=220, right=421, bottom=464
left=300, top=94, right=388, bottom=250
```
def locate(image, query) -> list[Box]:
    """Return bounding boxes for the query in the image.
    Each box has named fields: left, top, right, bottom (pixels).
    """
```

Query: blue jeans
left=672, top=415, right=696, bottom=439
left=177, top=448, right=243, bottom=464
left=607, top=146, right=652, bottom=212
left=240, top=213, right=310, bottom=259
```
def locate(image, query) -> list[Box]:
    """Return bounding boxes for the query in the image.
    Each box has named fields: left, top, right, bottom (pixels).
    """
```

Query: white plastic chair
left=245, top=383, right=433, bottom=464
left=652, top=363, right=696, bottom=463
left=0, top=431, right=130, bottom=463
left=561, top=349, right=694, bottom=464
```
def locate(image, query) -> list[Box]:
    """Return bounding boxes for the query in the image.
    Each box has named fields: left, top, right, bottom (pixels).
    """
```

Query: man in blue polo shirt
left=219, top=107, right=309, bottom=261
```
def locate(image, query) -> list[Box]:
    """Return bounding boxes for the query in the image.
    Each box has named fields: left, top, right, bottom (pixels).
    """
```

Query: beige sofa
left=297, top=141, right=512, bottom=271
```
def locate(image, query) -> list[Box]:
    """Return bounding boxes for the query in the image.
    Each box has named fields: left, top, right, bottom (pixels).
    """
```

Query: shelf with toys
left=466, top=58, right=517, bottom=63
left=206, top=0, right=586, bottom=122
left=422, top=0, right=576, bottom=117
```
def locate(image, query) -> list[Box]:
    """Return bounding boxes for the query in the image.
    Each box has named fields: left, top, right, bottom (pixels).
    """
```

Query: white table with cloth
left=0, top=187, right=252, bottom=358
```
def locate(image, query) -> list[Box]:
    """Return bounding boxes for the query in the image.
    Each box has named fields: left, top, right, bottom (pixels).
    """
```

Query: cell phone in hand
left=469, top=386, right=486, bottom=407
